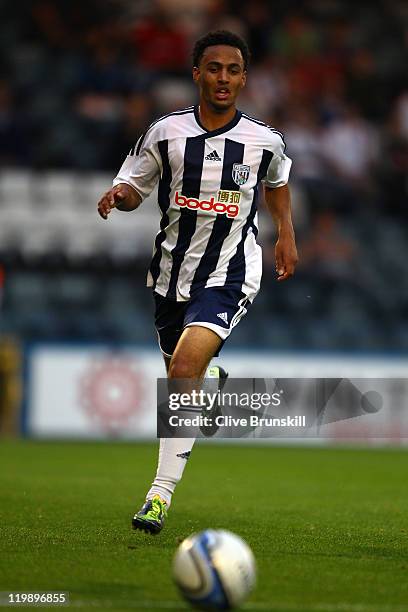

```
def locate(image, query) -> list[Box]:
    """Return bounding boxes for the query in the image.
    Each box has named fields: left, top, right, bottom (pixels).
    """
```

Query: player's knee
left=168, top=356, right=199, bottom=379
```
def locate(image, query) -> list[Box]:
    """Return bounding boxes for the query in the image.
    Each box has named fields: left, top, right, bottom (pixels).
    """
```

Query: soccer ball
left=172, top=529, right=256, bottom=610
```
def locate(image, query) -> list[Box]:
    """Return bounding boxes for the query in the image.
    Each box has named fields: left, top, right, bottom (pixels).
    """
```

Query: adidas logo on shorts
left=217, top=312, right=229, bottom=325
left=205, top=150, right=222, bottom=161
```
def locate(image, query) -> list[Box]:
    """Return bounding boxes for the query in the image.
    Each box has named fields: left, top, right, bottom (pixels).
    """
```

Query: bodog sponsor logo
left=175, top=191, right=239, bottom=218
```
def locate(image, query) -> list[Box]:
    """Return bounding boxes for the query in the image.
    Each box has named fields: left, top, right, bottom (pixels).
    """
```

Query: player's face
left=193, top=45, right=247, bottom=112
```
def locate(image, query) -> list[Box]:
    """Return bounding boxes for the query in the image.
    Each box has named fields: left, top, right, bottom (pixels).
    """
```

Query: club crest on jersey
left=232, top=163, right=250, bottom=186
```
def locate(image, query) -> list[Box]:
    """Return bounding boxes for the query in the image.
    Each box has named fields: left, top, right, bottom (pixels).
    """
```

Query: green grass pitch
left=0, top=441, right=407, bottom=612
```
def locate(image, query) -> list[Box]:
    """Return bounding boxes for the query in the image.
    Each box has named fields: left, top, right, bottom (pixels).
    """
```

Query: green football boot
left=132, top=495, right=168, bottom=534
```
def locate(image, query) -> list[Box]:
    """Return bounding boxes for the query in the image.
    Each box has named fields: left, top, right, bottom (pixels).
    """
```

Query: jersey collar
left=193, top=105, right=242, bottom=137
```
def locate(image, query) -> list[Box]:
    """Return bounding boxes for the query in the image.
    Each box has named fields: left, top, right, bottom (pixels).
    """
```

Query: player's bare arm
left=264, top=184, right=298, bottom=281
left=97, top=183, right=141, bottom=220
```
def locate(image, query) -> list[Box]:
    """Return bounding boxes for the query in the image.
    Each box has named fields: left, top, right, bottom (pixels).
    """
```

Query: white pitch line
left=68, top=600, right=408, bottom=612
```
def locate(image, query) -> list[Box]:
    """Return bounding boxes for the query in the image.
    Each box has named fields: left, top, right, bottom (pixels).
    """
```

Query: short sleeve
left=112, top=129, right=161, bottom=201
left=263, top=134, right=292, bottom=189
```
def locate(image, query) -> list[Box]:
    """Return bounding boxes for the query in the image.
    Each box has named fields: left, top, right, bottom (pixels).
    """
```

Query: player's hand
left=275, top=232, right=298, bottom=281
left=97, top=185, right=128, bottom=220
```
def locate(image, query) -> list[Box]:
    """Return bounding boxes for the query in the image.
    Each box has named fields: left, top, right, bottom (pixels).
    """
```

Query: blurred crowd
left=1, top=0, right=406, bottom=181
left=0, top=0, right=408, bottom=351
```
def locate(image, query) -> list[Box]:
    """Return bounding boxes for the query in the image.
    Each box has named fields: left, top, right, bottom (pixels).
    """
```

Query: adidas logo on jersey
left=217, top=312, right=229, bottom=325
left=205, top=150, right=222, bottom=161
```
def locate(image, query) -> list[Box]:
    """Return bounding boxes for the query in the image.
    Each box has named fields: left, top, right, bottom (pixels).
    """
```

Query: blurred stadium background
left=0, top=0, right=407, bottom=439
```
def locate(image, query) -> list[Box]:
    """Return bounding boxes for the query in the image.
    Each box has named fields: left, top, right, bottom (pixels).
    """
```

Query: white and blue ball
left=172, top=529, right=256, bottom=610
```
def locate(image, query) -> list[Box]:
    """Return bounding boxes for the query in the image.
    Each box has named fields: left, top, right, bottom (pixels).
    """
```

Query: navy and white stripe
left=166, top=136, right=204, bottom=299
left=189, top=138, right=244, bottom=296
left=113, top=105, right=292, bottom=302
left=148, top=140, right=172, bottom=287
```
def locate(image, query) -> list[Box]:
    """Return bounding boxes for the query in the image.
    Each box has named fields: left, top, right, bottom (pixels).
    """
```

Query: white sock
left=146, top=364, right=222, bottom=507
left=146, top=437, right=195, bottom=507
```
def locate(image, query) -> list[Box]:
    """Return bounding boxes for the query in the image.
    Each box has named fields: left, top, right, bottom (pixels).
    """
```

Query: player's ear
left=192, top=66, right=200, bottom=84
left=241, top=71, right=247, bottom=88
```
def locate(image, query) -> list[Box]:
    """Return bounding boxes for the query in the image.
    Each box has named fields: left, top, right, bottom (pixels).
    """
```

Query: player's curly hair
left=193, top=30, right=251, bottom=71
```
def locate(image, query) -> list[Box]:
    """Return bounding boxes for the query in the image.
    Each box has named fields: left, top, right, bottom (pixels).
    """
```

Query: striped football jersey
left=113, top=105, right=292, bottom=302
